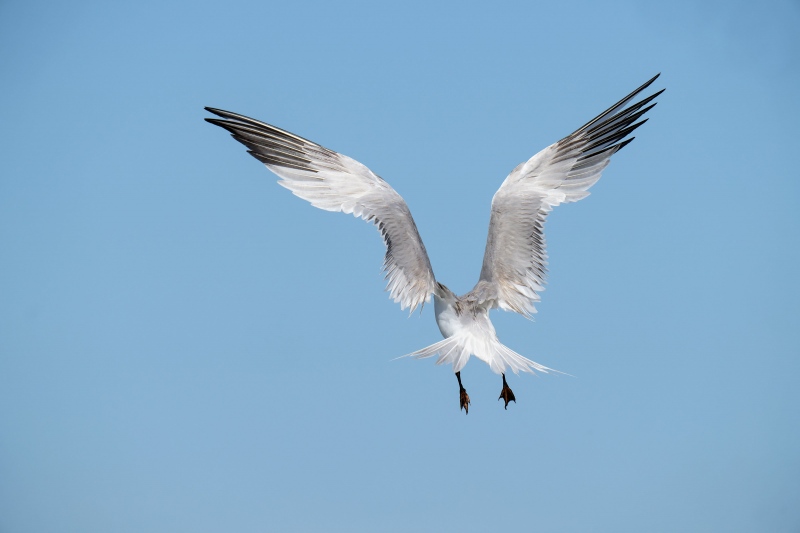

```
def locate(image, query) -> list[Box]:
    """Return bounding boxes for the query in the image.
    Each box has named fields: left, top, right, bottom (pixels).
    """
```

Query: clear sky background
left=1, top=1, right=799, bottom=532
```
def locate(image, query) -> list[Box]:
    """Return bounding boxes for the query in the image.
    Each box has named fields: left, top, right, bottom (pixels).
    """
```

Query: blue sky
left=1, top=1, right=799, bottom=531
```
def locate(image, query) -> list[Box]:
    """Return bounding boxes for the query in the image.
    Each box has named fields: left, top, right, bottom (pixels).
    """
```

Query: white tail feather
left=398, top=335, right=567, bottom=376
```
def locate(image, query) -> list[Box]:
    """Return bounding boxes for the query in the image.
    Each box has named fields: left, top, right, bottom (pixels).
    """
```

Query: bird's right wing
left=205, top=108, right=436, bottom=312
left=468, top=74, right=664, bottom=317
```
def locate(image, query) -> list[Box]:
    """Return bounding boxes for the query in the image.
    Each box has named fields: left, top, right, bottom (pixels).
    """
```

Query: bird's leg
left=456, top=371, right=470, bottom=414
left=498, top=373, right=516, bottom=410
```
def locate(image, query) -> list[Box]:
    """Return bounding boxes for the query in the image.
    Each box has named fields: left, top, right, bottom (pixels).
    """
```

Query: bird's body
left=432, top=285, right=504, bottom=372
left=426, top=282, right=552, bottom=376
left=206, top=74, right=664, bottom=412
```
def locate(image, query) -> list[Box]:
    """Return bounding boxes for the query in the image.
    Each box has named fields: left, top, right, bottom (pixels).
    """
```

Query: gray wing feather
left=205, top=108, right=436, bottom=312
left=469, top=75, right=664, bottom=317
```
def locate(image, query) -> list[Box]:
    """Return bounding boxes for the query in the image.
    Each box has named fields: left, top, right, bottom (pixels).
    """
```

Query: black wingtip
left=619, top=74, right=661, bottom=102
left=642, top=73, right=661, bottom=87
left=616, top=137, right=635, bottom=152
left=205, top=107, right=231, bottom=119
left=630, top=73, right=662, bottom=98
left=568, top=74, right=665, bottom=139
left=204, top=117, right=233, bottom=130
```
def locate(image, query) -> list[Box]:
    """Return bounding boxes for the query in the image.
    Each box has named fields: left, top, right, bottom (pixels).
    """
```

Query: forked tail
left=397, top=334, right=567, bottom=376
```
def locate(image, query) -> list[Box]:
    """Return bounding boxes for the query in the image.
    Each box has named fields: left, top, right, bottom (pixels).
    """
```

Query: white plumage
left=206, top=74, right=664, bottom=396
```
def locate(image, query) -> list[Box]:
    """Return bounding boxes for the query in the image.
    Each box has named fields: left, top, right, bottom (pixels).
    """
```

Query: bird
left=205, top=74, right=664, bottom=414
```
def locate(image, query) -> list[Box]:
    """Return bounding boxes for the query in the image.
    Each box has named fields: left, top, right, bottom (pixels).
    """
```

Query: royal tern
left=205, top=74, right=664, bottom=413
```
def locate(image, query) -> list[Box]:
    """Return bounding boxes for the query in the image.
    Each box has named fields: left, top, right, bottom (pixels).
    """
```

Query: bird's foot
left=460, top=387, right=471, bottom=414
left=498, top=373, right=516, bottom=410
left=456, top=371, right=470, bottom=415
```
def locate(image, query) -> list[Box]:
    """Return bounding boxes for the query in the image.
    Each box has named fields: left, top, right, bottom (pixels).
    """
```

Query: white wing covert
left=469, top=74, right=665, bottom=317
left=205, top=108, right=436, bottom=312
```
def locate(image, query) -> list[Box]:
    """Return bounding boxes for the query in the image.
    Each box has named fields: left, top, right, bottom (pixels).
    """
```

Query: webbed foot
left=498, top=373, right=516, bottom=410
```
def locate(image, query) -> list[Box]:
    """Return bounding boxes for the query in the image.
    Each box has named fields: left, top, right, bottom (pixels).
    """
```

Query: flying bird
left=205, top=74, right=664, bottom=414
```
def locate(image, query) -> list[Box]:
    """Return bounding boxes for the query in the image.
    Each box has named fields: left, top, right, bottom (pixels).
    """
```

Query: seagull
left=205, top=74, right=664, bottom=414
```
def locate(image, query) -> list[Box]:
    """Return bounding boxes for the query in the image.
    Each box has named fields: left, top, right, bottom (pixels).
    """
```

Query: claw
left=498, top=373, right=516, bottom=409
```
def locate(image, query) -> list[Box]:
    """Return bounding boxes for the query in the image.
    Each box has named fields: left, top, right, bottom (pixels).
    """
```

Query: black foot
left=498, top=373, right=516, bottom=410
left=456, top=371, right=470, bottom=415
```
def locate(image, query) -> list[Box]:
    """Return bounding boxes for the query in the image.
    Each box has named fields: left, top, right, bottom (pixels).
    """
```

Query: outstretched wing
left=205, top=108, right=436, bottom=312
left=468, top=74, right=664, bottom=317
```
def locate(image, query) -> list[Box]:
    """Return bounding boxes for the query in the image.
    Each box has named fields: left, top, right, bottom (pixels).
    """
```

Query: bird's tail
left=397, top=334, right=567, bottom=376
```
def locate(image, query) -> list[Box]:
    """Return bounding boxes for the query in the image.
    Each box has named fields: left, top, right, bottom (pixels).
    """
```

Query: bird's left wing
left=467, top=74, right=664, bottom=317
left=205, top=108, right=436, bottom=312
